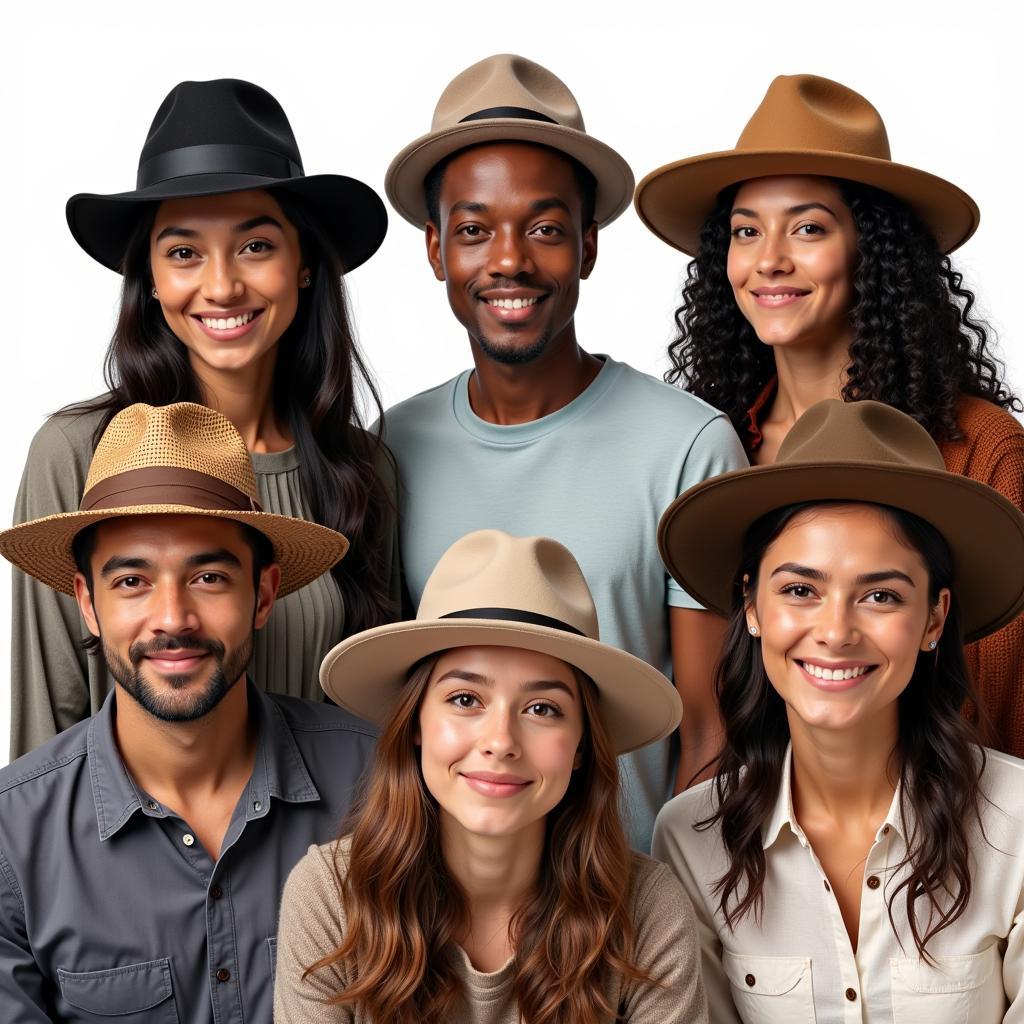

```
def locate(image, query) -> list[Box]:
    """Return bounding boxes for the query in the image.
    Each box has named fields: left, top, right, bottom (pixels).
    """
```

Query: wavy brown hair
left=699, top=501, right=986, bottom=958
left=305, top=652, right=653, bottom=1023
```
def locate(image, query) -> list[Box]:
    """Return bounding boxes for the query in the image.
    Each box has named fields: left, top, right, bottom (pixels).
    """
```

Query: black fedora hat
left=66, top=79, right=387, bottom=273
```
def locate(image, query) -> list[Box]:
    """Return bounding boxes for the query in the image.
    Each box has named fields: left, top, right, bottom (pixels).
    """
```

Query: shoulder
left=954, top=394, right=1024, bottom=440
left=382, top=375, right=463, bottom=433
left=608, top=360, right=730, bottom=427
left=284, top=836, right=351, bottom=901
left=978, top=746, right=1024, bottom=806
left=24, top=403, right=107, bottom=464
left=629, top=852, right=686, bottom=904
left=0, top=717, right=92, bottom=802
left=267, top=693, right=378, bottom=741
left=654, top=778, right=719, bottom=837
left=627, top=853, right=701, bottom=945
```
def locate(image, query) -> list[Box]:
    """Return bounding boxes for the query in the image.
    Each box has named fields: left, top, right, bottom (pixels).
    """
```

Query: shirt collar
left=762, top=743, right=911, bottom=851
left=89, top=682, right=320, bottom=842
left=744, top=375, right=778, bottom=455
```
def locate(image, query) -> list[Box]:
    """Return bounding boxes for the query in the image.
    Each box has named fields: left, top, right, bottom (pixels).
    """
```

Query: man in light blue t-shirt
left=381, top=54, right=747, bottom=851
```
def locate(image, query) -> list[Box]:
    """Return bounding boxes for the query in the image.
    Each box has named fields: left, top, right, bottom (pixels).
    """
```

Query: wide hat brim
left=385, top=119, right=635, bottom=228
left=66, top=172, right=388, bottom=273
left=320, top=617, right=682, bottom=756
left=0, top=505, right=348, bottom=598
left=658, top=461, right=1024, bottom=643
left=634, top=149, right=980, bottom=256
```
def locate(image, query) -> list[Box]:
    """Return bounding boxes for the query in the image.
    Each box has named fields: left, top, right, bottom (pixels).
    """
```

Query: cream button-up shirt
left=652, top=746, right=1024, bottom=1023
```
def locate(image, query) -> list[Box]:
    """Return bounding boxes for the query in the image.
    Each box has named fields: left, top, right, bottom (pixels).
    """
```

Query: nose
left=486, top=226, right=535, bottom=279
left=199, top=252, right=245, bottom=305
left=812, top=596, right=859, bottom=649
left=479, top=704, right=521, bottom=760
left=149, top=580, right=201, bottom=638
left=755, top=230, right=794, bottom=277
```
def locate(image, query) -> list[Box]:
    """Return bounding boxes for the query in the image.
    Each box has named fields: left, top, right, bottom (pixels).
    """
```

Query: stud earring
left=302, top=273, right=312, bottom=287
left=928, top=640, right=938, bottom=650
left=151, top=287, right=158, bottom=300
left=749, top=626, right=759, bottom=636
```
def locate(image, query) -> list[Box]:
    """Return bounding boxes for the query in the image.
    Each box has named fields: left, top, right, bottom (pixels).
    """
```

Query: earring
left=749, top=626, right=759, bottom=636
left=151, top=287, right=158, bottom=300
left=928, top=640, right=938, bottom=650
left=302, top=273, right=312, bottom=287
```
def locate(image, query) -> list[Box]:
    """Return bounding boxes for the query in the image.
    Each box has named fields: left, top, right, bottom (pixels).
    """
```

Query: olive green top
left=10, top=406, right=399, bottom=759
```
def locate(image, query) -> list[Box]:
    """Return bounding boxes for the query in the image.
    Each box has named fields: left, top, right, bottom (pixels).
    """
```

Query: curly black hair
left=664, top=180, right=1020, bottom=443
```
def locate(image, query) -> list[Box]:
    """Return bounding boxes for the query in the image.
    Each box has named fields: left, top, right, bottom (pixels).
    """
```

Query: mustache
left=128, top=635, right=225, bottom=665
left=473, top=278, right=547, bottom=297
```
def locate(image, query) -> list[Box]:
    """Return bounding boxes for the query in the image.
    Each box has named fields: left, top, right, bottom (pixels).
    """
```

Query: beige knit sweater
left=273, top=839, right=708, bottom=1023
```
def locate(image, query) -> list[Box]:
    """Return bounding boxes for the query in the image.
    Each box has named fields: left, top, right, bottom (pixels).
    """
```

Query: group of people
left=1, top=52, right=1023, bottom=1023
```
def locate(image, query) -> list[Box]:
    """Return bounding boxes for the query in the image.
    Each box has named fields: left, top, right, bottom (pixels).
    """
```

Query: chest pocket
left=722, top=952, right=816, bottom=1024
left=57, top=957, right=180, bottom=1022
left=890, top=944, right=1003, bottom=1024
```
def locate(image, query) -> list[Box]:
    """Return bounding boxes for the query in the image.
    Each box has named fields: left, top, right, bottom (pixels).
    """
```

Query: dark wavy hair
left=63, top=192, right=395, bottom=634
left=699, top=501, right=986, bottom=958
left=665, top=180, right=1020, bottom=443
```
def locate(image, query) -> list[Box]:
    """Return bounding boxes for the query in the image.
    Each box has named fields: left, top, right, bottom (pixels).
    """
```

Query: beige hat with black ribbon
left=635, top=74, right=979, bottom=256
left=320, top=529, right=681, bottom=755
left=385, top=53, right=635, bottom=228
left=0, top=403, right=348, bottom=597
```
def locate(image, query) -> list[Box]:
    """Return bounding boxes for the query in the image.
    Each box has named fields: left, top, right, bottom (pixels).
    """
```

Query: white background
left=1, top=0, right=1020, bottom=766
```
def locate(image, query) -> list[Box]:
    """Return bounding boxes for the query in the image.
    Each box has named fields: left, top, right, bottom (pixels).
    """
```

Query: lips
left=460, top=771, right=532, bottom=798
left=477, top=290, right=547, bottom=324
left=750, top=287, right=810, bottom=308
left=191, top=308, right=265, bottom=340
left=796, top=658, right=877, bottom=691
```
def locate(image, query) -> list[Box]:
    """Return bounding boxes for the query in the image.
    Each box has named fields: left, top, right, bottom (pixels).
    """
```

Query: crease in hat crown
left=417, top=529, right=600, bottom=638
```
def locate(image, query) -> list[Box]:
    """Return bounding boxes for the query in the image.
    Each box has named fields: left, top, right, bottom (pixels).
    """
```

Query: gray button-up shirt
left=0, top=683, right=375, bottom=1023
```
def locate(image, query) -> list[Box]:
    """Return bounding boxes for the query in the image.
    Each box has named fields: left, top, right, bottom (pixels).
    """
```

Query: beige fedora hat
left=320, top=529, right=681, bottom=755
left=0, top=403, right=348, bottom=597
left=385, top=53, right=635, bottom=229
left=658, top=400, right=1024, bottom=643
left=635, top=74, right=979, bottom=256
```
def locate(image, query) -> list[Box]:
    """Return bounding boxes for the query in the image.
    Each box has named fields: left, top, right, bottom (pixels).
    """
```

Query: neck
left=466, top=327, right=602, bottom=425
left=788, top=707, right=900, bottom=825
left=191, top=351, right=292, bottom=453
left=768, top=338, right=852, bottom=432
left=113, top=677, right=257, bottom=806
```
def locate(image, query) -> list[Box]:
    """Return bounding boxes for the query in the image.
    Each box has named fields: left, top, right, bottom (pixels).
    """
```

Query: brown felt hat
left=385, top=53, right=634, bottom=228
left=0, top=403, right=348, bottom=597
left=658, top=400, right=1024, bottom=643
left=635, top=74, right=979, bottom=256
left=320, top=529, right=681, bottom=755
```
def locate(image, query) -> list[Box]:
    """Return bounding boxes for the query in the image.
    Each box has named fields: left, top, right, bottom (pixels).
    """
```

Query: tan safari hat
left=0, top=403, right=348, bottom=597
left=320, top=529, right=681, bottom=755
left=658, top=400, right=1024, bottom=643
left=385, top=53, right=635, bottom=228
left=635, top=74, right=979, bottom=256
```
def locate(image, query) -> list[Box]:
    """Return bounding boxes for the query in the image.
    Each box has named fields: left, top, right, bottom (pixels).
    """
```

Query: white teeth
left=800, top=662, right=870, bottom=680
left=200, top=311, right=255, bottom=330
left=488, top=297, right=539, bottom=309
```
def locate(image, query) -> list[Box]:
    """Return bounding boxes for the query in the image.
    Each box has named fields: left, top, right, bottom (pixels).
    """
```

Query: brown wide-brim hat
left=385, top=53, right=635, bottom=229
left=0, top=403, right=348, bottom=598
left=320, top=530, right=681, bottom=756
left=659, top=400, right=1024, bottom=643
left=635, top=74, right=979, bottom=256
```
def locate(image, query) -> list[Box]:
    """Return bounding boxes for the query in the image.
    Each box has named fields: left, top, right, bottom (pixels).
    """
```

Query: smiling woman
left=10, top=79, right=398, bottom=757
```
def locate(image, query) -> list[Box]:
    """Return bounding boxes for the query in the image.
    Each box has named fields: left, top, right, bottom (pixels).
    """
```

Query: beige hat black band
left=459, top=106, right=558, bottom=125
left=441, top=606, right=585, bottom=636
left=82, top=467, right=262, bottom=514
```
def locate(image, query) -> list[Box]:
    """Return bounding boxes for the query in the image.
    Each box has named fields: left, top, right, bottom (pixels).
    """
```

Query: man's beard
left=475, top=326, right=552, bottom=366
left=104, top=633, right=253, bottom=723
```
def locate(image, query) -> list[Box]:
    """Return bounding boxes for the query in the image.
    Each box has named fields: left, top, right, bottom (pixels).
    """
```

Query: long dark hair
left=64, top=191, right=395, bottom=634
left=307, top=654, right=653, bottom=1024
left=665, top=180, right=1020, bottom=443
left=700, top=501, right=985, bottom=958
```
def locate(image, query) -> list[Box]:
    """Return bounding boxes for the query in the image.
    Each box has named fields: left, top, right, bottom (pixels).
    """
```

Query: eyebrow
left=435, top=669, right=577, bottom=699
left=769, top=563, right=916, bottom=587
left=529, top=197, right=572, bottom=215
left=449, top=200, right=488, bottom=215
left=154, top=215, right=284, bottom=243
left=100, top=555, right=152, bottom=577
left=731, top=202, right=838, bottom=219
left=99, top=549, right=242, bottom=577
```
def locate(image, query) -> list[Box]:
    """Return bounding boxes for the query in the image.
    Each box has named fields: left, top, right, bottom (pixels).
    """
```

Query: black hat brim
left=66, top=172, right=387, bottom=273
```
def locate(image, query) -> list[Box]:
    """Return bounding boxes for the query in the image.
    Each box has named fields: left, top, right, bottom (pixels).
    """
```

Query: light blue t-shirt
left=383, top=356, right=748, bottom=850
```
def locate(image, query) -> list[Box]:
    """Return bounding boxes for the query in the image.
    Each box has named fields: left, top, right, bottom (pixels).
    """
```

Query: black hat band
left=458, top=107, right=559, bottom=125
left=440, top=607, right=585, bottom=636
left=137, top=143, right=304, bottom=189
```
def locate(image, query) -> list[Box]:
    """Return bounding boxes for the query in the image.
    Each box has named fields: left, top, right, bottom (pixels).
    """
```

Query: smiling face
left=416, top=645, right=585, bottom=845
left=73, top=514, right=279, bottom=722
left=727, top=176, right=859, bottom=357
left=425, top=142, right=597, bottom=366
left=149, top=189, right=308, bottom=379
left=746, top=504, right=949, bottom=737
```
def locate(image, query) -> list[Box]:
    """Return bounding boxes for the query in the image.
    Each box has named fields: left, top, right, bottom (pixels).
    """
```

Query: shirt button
left=216, top=968, right=231, bottom=983
left=882, top=824, right=891, bottom=835
left=745, top=973, right=756, bottom=987
left=253, top=800, right=262, bottom=812
left=210, top=885, right=223, bottom=900
left=823, top=879, right=831, bottom=892
left=867, top=875, right=881, bottom=889
left=182, top=834, right=195, bottom=847
left=146, top=800, right=158, bottom=811
left=845, top=987, right=857, bottom=1002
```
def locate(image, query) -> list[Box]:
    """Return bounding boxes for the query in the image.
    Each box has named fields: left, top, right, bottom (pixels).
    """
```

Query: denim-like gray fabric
left=0, top=683, right=375, bottom=1023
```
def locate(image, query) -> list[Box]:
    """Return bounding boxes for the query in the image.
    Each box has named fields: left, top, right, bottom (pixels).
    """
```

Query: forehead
left=429, top=644, right=579, bottom=690
left=151, top=188, right=291, bottom=234
left=88, top=514, right=251, bottom=562
left=440, top=142, right=582, bottom=207
left=733, top=174, right=848, bottom=211
left=761, top=504, right=927, bottom=577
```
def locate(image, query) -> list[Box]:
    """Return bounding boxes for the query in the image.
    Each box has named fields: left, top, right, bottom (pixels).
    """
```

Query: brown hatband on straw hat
left=634, top=74, right=979, bottom=257
left=0, top=403, right=348, bottom=597
left=320, top=529, right=682, bottom=756
left=658, top=400, right=1024, bottom=644
left=385, top=53, right=635, bottom=229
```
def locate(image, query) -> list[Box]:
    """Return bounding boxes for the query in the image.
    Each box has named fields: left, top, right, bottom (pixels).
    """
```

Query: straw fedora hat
left=658, top=400, right=1024, bottom=643
left=635, top=74, right=979, bottom=256
left=320, top=529, right=681, bottom=755
left=0, top=403, right=348, bottom=598
left=385, top=53, right=634, bottom=228
left=67, top=78, right=387, bottom=273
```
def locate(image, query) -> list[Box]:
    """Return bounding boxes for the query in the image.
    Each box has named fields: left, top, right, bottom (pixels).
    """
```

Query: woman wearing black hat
left=635, top=73, right=1024, bottom=769
left=11, top=79, right=397, bottom=754
left=652, top=399, right=1024, bottom=1022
